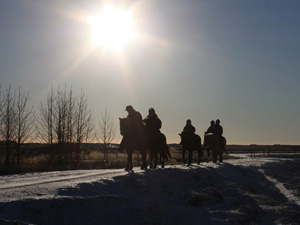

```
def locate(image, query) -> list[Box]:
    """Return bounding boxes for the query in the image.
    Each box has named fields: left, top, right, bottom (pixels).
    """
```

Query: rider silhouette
left=126, top=105, right=142, bottom=123
left=125, top=105, right=143, bottom=131
left=213, top=119, right=225, bottom=150
left=143, top=108, right=162, bottom=133
left=180, top=119, right=195, bottom=145
left=205, top=120, right=215, bottom=134
left=183, top=119, right=196, bottom=134
left=125, top=105, right=144, bottom=145
left=213, top=119, right=223, bottom=136
left=143, top=108, right=162, bottom=146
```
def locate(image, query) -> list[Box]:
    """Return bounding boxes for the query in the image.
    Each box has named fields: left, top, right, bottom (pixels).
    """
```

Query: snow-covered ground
left=0, top=154, right=299, bottom=225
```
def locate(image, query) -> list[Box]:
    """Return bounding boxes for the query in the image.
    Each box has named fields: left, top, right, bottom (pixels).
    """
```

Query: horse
left=146, top=130, right=171, bottom=169
left=119, top=118, right=147, bottom=171
left=119, top=118, right=171, bottom=170
left=179, top=131, right=202, bottom=166
left=203, top=133, right=226, bottom=163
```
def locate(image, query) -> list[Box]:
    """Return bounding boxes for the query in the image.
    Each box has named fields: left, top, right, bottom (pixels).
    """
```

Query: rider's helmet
left=210, top=120, right=215, bottom=125
left=216, top=119, right=220, bottom=124
left=186, top=119, right=191, bottom=124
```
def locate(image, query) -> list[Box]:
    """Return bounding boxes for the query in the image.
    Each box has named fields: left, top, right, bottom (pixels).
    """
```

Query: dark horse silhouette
left=203, top=133, right=226, bottom=163
left=119, top=118, right=171, bottom=170
left=119, top=118, right=147, bottom=171
left=179, top=131, right=202, bottom=165
left=146, top=129, right=171, bottom=169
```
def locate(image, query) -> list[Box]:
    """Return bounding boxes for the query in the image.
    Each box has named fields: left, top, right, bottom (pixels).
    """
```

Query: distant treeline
left=226, top=145, right=300, bottom=153
left=0, top=84, right=116, bottom=172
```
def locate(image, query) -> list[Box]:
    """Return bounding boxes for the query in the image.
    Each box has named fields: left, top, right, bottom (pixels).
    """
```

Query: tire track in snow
left=0, top=170, right=129, bottom=190
left=259, top=169, right=300, bottom=206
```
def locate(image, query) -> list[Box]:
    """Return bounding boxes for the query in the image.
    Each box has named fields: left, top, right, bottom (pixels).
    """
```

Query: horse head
left=119, top=117, right=128, bottom=136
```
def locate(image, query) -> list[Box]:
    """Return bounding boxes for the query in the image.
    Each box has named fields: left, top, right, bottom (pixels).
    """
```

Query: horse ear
left=119, top=117, right=121, bottom=121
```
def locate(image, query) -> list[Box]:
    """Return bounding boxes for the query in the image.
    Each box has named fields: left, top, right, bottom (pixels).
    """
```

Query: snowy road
left=0, top=169, right=133, bottom=202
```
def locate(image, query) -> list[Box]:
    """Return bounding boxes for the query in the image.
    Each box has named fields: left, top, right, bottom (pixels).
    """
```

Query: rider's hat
left=149, top=108, right=155, bottom=114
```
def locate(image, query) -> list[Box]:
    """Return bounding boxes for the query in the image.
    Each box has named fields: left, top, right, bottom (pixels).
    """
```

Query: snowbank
left=0, top=154, right=299, bottom=225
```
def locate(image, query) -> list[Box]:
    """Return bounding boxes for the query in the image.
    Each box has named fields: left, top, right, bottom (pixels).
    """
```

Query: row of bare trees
left=0, top=84, right=116, bottom=169
left=38, top=86, right=96, bottom=161
left=0, top=85, right=35, bottom=167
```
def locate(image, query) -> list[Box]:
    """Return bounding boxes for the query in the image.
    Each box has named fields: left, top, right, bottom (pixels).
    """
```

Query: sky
left=0, top=0, right=300, bottom=145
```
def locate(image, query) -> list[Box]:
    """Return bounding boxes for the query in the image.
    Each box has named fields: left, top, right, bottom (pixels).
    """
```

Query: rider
left=180, top=119, right=197, bottom=165
left=205, top=120, right=215, bottom=134
left=183, top=119, right=196, bottom=134
left=180, top=119, right=196, bottom=144
left=125, top=105, right=143, bottom=139
left=126, top=105, right=142, bottom=124
left=143, top=108, right=162, bottom=133
left=213, top=119, right=223, bottom=137
left=143, top=108, right=162, bottom=143
left=213, top=119, right=224, bottom=150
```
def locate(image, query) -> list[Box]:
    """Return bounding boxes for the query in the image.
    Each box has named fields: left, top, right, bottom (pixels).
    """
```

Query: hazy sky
left=1, top=0, right=300, bottom=145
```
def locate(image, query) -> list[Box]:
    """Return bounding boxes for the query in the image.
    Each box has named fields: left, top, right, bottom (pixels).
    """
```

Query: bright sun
left=88, top=5, right=138, bottom=51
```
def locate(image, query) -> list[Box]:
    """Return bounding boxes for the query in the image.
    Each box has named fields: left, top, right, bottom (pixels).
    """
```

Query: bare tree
left=98, top=108, right=116, bottom=161
left=66, top=87, right=76, bottom=143
left=39, top=87, right=55, bottom=161
left=54, top=86, right=78, bottom=159
left=39, top=86, right=94, bottom=161
left=15, top=87, right=35, bottom=164
left=75, top=90, right=94, bottom=143
left=54, top=86, right=68, bottom=144
left=0, top=85, right=17, bottom=167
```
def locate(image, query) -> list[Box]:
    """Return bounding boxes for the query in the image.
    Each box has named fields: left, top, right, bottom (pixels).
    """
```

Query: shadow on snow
left=0, top=162, right=300, bottom=225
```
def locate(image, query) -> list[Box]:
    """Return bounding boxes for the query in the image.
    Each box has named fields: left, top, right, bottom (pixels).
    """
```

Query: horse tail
left=160, top=144, right=171, bottom=161
left=222, top=136, right=229, bottom=155
left=160, top=133, right=172, bottom=160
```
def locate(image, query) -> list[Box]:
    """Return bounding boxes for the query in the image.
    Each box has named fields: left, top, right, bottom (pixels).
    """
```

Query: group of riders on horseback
left=180, top=119, right=226, bottom=165
left=119, top=106, right=170, bottom=171
left=119, top=105, right=226, bottom=171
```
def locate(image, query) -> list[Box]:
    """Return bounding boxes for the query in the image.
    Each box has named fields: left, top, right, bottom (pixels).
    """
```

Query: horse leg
left=126, top=152, right=132, bottom=171
left=182, top=149, right=186, bottom=164
left=149, top=148, right=158, bottom=169
left=141, top=152, right=147, bottom=170
left=149, top=150, right=153, bottom=169
left=197, top=149, right=201, bottom=165
left=212, top=149, right=218, bottom=163
left=206, top=148, right=210, bottom=163
left=188, top=149, right=193, bottom=166
left=149, top=148, right=154, bottom=169
left=219, top=148, right=223, bottom=162
left=125, top=153, right=129, bottom=170
left=161, top=153, right=165, bottom=168
left=154, top=149, right=158, bottom=169
left=129, top=152, right=134, bottom=170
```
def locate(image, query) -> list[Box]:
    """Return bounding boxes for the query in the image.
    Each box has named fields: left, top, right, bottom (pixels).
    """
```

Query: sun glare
left=88, top=5, right=138, bottom=51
